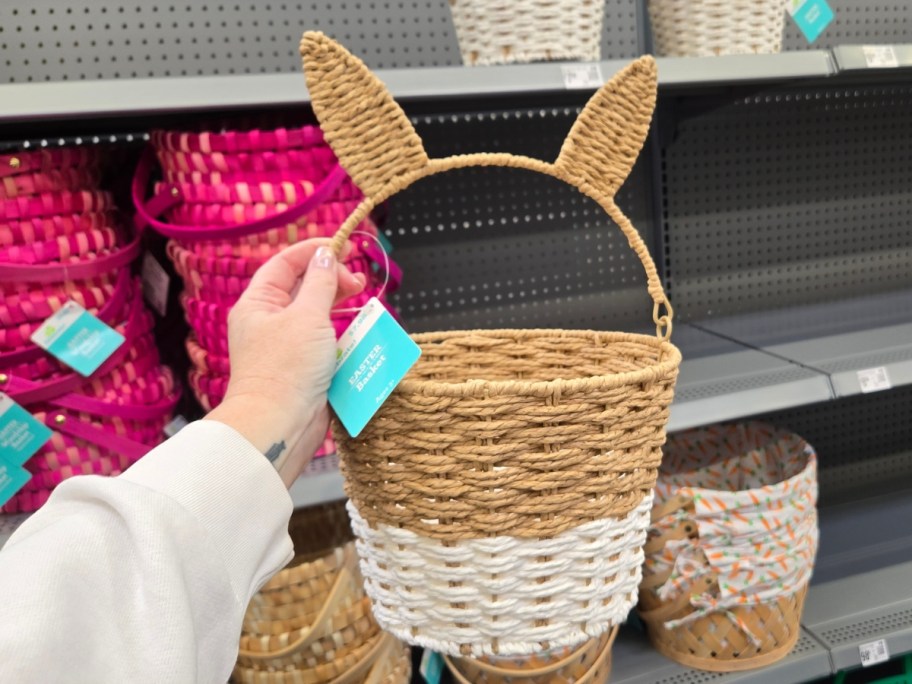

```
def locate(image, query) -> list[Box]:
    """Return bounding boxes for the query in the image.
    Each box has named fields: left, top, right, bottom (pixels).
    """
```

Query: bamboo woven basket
left=638, top=423, right=818, bottom=671
left=647, top=0, right=789, bottom=57
left=300, top=32, right=681, bottom=657
left=445, top=626, right=618, bottom=684
left=448, top=0, right=605, bottom=65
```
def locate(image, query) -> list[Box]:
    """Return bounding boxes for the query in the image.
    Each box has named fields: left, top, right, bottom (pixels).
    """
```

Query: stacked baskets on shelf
left=300, top=32, right=680, bottom=662
left=133, top=125, right=400, bottom=458
left=0, top=146, right=179, bottom=513
left=233, top=501, right=410, bottom=684
left=448, top=0, right=606, bottom=65
left=639, top=422, right=819, bottom=671
left=647, top=0, right=790, bottom=57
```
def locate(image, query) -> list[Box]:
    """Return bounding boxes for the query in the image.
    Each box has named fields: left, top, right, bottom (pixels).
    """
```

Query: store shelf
left=668, top=324, right=832, bottom=433
left=289, top=454, right=345, bottom=509
left=0, top=51, right=836, bottom=124
left=833, top=44, right=912, bottom=72
left=697, top=289, right=912, bottom=399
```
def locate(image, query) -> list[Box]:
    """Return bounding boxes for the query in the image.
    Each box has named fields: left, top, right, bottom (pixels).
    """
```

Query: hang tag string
left=331, top=229, right=391, bottom=315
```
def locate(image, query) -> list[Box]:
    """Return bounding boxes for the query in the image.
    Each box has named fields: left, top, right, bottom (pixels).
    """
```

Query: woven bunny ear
left=555, top=56, right=657, bottom=199
left=300, top=31, right=430, bottom=198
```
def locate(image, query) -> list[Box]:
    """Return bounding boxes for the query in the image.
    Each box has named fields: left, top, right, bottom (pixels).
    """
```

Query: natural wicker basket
left=300, top=32, right=681, bottom=657
left=445, top=626, right=618, bottom=684
left=448, top=0, right=605, bottom=65
left=638, top=422, right=818, bottom=671
left=647, top=0, right=789, bottom=57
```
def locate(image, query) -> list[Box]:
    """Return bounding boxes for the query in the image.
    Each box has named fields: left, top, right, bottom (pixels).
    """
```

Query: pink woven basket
left=0, top=167, right=101, bottom=199
left=1, top=148, right=102, bottom=178
left=0, top=212, right=119, bottom=247
left=156, top=147, right=340, bottom=178
left=151, top=126, right=326, bottom=153
left=0, top=228, right=120, bottom=266
left=0, top=190, right=114, bottom=221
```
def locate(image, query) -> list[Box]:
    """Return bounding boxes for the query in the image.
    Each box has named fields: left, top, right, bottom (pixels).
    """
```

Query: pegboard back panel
left=783, top=1, right=912, bottom=50
left=0, top=1, right=640, bottom=83
left=662, top=84, right=912, bottom=320
left=386, top=107, right=656, bottom=332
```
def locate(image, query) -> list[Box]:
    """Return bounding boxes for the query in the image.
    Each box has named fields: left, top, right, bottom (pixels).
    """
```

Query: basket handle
left=326, top=155, right=674, bottom=340
left=132, top=147, right=351, bottom=241
left=300, top=33, right=673, bottom=340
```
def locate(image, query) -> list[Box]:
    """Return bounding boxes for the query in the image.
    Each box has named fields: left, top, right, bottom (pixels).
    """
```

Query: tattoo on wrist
left=264, top=440, right=287, bottom=466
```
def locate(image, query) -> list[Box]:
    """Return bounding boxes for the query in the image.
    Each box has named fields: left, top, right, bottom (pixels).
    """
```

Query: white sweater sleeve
left=0, top=420, right=294, bottom=684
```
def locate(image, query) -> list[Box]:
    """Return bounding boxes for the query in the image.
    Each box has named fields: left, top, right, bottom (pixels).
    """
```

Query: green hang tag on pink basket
left=30, top=301, right=125, bottom=377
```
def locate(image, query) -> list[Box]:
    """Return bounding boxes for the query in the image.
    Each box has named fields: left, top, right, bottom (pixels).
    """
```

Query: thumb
left=293, top=245, right=339, bottom=317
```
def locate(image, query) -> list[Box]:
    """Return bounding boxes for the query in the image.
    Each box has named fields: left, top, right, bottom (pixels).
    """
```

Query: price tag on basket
left=30, top=301, right=125, bottom=377
left=859, top=638, right=890, bottom=667
left=141, top=253, right=171, bottom=317
left=419, top=650, right=444, bottom=684
left=0, top=392, right=52, bottom=467
left=787, top=0, right=834, bottom=44
left=0, top=461, right=31, bottom=509
left=328, top=298, right=421, bottom=438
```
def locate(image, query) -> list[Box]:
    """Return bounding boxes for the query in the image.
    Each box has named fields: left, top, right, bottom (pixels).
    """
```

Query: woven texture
left=300, top=32, right=680, bottom=656
left=647, top=0, right=789, bottom=57
left=0, top=146, right=177, bottom=514
left=448, top=0, right=605, bottom=65
left=233, top=504, right=409, bottom=684
left=141, top=124, right=401, bottom=458
left=638, top=422, right=818, bottom=672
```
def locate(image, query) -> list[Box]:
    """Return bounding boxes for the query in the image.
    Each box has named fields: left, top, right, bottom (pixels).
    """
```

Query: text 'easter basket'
left=300, top=31, right=682, bottom=658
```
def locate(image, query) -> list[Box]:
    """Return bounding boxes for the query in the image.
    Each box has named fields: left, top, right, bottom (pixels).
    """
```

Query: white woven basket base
left=347, top=493, right=653, bottom=657
left=449, top=0, right=604, bottom=65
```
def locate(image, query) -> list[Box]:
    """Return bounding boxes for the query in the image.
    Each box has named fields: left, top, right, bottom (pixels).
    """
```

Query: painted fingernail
left=313, top=246, right=335, bottom=269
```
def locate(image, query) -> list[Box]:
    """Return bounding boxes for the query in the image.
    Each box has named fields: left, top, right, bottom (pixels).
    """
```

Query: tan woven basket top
left=301, top=32, right=682, bottom=541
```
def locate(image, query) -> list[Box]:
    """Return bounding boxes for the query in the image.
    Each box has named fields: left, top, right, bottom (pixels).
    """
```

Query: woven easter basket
left=300, top=33, right=681, bottom=658
left=638, top=422, right=818, bottom=671
left=647, top=0, right=789, bottom=57
left=448, top=0, right=605, bottom=65
left=445, top=626, right=618, bottom=684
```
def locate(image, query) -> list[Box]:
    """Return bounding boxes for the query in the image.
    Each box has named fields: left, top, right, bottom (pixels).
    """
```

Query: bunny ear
left=555, top=56, right=657, bottom=199
left=300, top=31, right=429, bottom=198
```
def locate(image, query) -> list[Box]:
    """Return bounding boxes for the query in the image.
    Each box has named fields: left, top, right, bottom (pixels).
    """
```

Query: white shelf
left=289, top=454, right=346, bottom=509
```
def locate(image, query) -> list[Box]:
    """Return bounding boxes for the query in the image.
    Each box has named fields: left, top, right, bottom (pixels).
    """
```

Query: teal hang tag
left=328, top=298, right=421, bottom=438
left=0, top=392, right=52, bottom=467
left=788, top=0, right=834, bottom=44
left=0, top=461, right=32, bottom=508
left=376, top=230, right=394, bottom=255
left=30, top=301, right=125, bottom=377
left=419, top=650, right=444, bottom=684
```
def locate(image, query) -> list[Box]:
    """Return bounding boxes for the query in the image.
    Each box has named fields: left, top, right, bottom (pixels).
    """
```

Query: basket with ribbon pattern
left=300, top=32, right=681, bottom=657
left=638, top=422, right=818, bottom=671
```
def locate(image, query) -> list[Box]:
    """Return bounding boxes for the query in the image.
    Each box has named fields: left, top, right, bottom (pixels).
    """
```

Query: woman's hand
left=205, top=239, right=366, bottom=487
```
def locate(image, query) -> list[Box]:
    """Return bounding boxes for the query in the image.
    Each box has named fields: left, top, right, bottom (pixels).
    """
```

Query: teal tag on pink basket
left=30, top=301, right=124, bottom=377
left=0, top=461, right=32, bottom=508
left=328, top=298, right=421, bottom=438
left=0, top=392, right=52, bottom=468
left=788, top=0, right=834, bottom=44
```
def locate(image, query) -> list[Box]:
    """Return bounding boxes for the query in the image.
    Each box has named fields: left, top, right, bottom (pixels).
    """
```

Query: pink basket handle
left=47, top=411, right=155, bottom=462
left=0, top=235, right=141, bottom=284
left=0, top=291, right=144, bottom=406
left=0, top=268, right=133, bottom=370
left=50, top=388, right=180, bottom=422
left=132, top=147, right=351, bottom=241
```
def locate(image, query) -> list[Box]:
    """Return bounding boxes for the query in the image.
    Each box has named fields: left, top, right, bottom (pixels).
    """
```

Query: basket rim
left=399, top=329, right=681, bottom=398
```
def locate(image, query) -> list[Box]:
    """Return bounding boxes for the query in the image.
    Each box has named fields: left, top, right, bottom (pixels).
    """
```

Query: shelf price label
left=862, top=45, right=899, bottom=69
left=561, top=64, right=604, bottom=90
left=857, top=366, right=892, bottom=394
left=859, top=638, right=890, bottom=667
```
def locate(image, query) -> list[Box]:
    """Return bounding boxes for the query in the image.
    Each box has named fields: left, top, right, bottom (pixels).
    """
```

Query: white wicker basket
left=647, top=0, right=789, bottom=57
left=448, top=0, right=605, bottom=66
